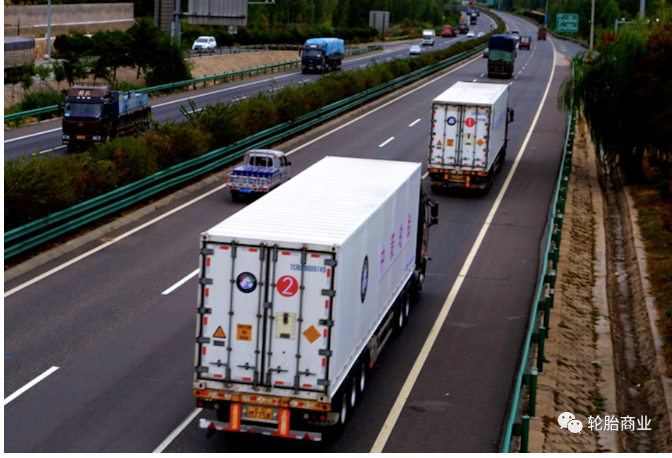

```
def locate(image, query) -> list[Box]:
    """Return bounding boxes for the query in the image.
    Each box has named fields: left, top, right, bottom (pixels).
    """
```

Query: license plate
left=309, top=67, right=313, bottom=70
left=239, top=188, right=251, bottom=193
left=449, top=174, right=464, bottom=181
left=76, top=135, right=85, bottom=140
left=247, top=406, right=273, bottom=421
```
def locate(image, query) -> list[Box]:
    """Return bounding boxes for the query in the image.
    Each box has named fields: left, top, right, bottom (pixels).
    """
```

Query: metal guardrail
left=4, top=42, right=487, bottom=259
left=4, top=105, right=61, bottom=123
left=501, top=67, right=577, bottom=453
left=3, top=45, right=382, bottom=124
left=386, top=36, right=409, bottom=41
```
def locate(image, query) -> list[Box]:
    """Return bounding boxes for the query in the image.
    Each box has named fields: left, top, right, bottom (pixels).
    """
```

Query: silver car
left=409, top=45, right=422, bottom=55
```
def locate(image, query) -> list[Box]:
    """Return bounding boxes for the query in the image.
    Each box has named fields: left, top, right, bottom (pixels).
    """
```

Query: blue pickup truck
left=226, top=150, right=292, bottom=201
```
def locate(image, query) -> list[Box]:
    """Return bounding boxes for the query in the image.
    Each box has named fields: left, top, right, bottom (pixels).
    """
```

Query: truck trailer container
left=487, top=34, right=517, bottom=79
left=194, top=157, right=438, bottom=441
left=427, top=82, right=514, bottom=194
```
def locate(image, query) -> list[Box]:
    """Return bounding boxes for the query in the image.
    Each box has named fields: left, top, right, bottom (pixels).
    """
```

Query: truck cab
left=226, top=149, right=291, bottom=201
left=458, top=23, right=469, bottom=34
left=300, top=38, right=344, bottom=74
left=421, top=29, right=436, bottom=46
left=61, top=86, right=111, bottom=150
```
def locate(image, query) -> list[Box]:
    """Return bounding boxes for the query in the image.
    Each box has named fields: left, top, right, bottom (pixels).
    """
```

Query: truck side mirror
left=508, top=108, right=515, bottom=123
left=58, top=102, right=65, bottom=112
left=287, top=161, right=292, bottom=166
left=428, top=200, right=439, bottom=226
left=299, top=49, right=302, bottom=57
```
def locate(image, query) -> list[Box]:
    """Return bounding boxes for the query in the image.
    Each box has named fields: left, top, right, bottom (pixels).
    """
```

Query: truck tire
left=348, top=367, right=359, bottom=410
left=392, top=298, right=405, bottom=338
left=355, top=354, right=368, bottom=403
left=401, top=287, right=411, bottom=325
left=326, top=383, right=350, bottom=440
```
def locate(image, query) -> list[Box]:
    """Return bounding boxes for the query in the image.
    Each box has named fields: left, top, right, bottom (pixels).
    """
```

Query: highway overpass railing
left=4, top=43, right=487, bottom=259
left=3, top=44, right=381, bottom=125
left=501, top=67, right=578, bottom=453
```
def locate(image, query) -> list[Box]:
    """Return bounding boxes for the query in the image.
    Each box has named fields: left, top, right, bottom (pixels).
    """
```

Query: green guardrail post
left=538, top=327, right=548, bottom=371
left=37, top=113, right=41, bottom=123
left=543, top=296, right=552, bottom=328
left=545, top=270, right=556, bottom=291
left=527, top=367, right=538, bottom=416
left=521, top=415, right=530, bottom=452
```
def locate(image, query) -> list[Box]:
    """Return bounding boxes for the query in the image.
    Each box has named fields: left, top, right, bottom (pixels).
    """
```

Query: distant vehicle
left=409, top=45, right=422, bottom=55
left=458, top=23, right=469, bottom=34
left=483, top=47, right=489, bottom=58
left=538, top=28, right=548, bottom=40
left=427, top=82, right=514, bottom=194
left=519, top=35, right=532, bottom=50
left=488, top=35, right=517, bottom=79
left=467, top=31, right=475, bottom=38
left=478, top=32, right=485, bottom=38
left=192, top=36, right=217, bottom=54
left=300, top=38, right=345, bottom=74
left=442, top=25, right=456, bottom=37
left=60, top=86, right=151, bottom=152
left=511, top=30, right=520, bottom=37
left=470, top=13, right=478, bottom=25
left=226, top=149, right=291, bottom=201
left=422, top=29, right=436, bottom=46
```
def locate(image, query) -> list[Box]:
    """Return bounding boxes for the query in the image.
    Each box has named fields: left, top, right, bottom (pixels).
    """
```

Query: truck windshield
left=303, top=49, right=322, bottom=58
left=423, top=33, right=433, bottom=39
left=488, top=50, right=513, bottom=62
left=64, top=102, right=102, bottom=118
left=249, top=156, right=272, bottom=167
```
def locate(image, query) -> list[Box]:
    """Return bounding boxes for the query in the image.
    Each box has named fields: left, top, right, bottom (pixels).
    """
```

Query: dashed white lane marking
left=379, top=137, right=395, bottom=147
left=162, top=268, right=199, bottom=295
left=409, top=119, right=421, bottom=127
left=4, top=366, right=60, bottom=406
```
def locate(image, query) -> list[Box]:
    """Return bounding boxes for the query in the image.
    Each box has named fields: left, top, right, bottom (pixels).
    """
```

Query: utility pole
left=545, top=0, right=549, bottom=26
left=639, top=0, right=646, bottom=18
left=47, top=0, right=52, bottom=58
left=589, top=0, right=595, bottom=50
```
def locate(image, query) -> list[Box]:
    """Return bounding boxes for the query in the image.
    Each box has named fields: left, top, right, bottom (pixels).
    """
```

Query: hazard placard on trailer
left=213, top=326, right=226, bottom=338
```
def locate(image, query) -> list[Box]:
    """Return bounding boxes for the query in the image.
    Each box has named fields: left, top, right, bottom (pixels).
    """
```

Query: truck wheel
left=392, top=299, right=405, bottom=338
left=327, top=384, right=349, bottom=440
left=349, top=369, right=358, bottom=410
left=231, top=190, right=240, bottom=202
left=402, top=287, right=411, bottom=326
left=355, top=355, right=368, bottom=403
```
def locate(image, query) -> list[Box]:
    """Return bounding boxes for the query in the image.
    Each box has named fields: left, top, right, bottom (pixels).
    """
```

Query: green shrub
left=19, top=89, right=66, bottom=111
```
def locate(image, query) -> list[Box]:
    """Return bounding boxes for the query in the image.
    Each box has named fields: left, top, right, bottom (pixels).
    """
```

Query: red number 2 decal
left=277, top=275, right=298, bottom=297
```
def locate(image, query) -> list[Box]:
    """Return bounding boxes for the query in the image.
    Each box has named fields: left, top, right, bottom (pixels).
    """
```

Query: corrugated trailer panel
left=197, top=157, right=421, bottom=401
left=430, top=82, right=509, bottom=173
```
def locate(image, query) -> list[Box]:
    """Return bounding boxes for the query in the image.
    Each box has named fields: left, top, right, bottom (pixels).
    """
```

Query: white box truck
left=422, top=29, right=436, bottom=46
left=194, top=157, right=438, bottom=441
left=428, top=81, right=515, bottom=194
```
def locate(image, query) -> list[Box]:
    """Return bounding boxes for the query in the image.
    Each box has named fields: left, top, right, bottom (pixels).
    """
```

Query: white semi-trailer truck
left=193, top=157, right=438, bottom=441
left=427, top=81, right=515, bottom=194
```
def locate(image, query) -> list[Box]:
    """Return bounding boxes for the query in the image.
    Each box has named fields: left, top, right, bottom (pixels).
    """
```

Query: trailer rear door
left=431, top=103, right=490, bottom=169
left=196, top=243, right=334, bottom=393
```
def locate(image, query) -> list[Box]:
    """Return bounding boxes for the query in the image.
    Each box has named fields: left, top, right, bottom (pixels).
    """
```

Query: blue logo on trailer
left=447, top=117, right=457, bottom=126
left=361, top=256, right=369, bottom=303
left=236, top=272, right=257, bottom=293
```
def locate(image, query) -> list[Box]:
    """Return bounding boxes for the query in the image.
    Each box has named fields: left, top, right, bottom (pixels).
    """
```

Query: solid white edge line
left=379, top=137, right=395, bottom=148
left=409, top=119, right=421, bottom=127
left=162, top=268, right=200, bottom=295
left=4, top=366, right=60, bottom=406
left=370, top=39, right=557, bottom=454
left=4, top=127, right=62, bottom=144
left=4, top=183, right=229, bottom=299
left=153, top=408, right=203, bottom=453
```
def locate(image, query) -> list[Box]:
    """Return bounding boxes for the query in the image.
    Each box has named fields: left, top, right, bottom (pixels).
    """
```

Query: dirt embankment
left=5, top=50, right=301, bottom=109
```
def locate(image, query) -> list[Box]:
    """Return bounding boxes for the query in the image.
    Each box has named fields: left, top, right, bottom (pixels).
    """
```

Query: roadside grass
left=628, top=179, right=672, bottom=375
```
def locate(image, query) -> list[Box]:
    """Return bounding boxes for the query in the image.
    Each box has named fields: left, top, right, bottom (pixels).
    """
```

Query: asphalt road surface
left=4, top=13, right=588, bottom=453
left=3, top=16, right=496, bottom=161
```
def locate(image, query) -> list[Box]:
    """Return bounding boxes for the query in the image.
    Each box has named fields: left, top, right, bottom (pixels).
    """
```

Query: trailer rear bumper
left=429, top=170, right=490, bottom=189
left=199, top=418, right=322, bottom=441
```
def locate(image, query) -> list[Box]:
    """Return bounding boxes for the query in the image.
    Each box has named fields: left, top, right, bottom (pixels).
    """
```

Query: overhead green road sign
left=487, top=0, right=494, bottom=4
left=556, top=13, right=579, bottom=32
